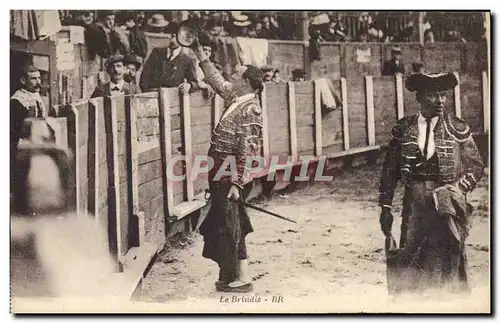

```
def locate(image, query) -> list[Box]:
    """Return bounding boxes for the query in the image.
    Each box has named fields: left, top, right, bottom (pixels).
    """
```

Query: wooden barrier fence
left=52, top=70, right=488, bottom=269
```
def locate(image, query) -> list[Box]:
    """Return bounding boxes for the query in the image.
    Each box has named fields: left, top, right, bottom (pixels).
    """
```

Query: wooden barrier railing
left=50, top=70, right=488, bottom=269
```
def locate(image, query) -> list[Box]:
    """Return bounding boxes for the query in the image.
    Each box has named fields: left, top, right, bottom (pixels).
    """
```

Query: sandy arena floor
left=133, top=162, right=490, bottom=313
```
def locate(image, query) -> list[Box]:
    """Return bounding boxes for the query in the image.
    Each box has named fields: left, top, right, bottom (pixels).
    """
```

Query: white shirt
left=109, top=80, right=125, bottom=96
left=166, top=47, right=182, bottom=61
left=417, top=113, right=439, bottom=160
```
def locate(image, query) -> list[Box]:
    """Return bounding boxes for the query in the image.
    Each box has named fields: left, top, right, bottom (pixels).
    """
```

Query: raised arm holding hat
left=379, top=72, right=484, bottom=295
left=190, top=40, right=265, bottom=293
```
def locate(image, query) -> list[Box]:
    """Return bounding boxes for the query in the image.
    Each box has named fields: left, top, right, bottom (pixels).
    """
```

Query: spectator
left=95, top=10, right=129, bottom=58
left=262, top=67, right=274, bottom=83
left=91, top=55, right=141, bottom=98
left=139, top=23, right=198, bottom=94
left=292, top=69, right=306, bottom=82
left=146, top=13, right=169, bottom=33
left=119, top=13, right=148, bottom=58
left=382, top=46, right=405, bottom=76
left=328, top=19, right=348, bottom=42
left=123, top=54, right=142, bottom=86
left=412, top=62, right=425, bottom=74
left=11, top=65, right=45, bottom=158
left=272, top=70, right=283, bottom=83
left=423, top=19, right=435, bottom=43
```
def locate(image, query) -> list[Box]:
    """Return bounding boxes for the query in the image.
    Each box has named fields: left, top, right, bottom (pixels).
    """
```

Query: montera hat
left=104, top=54, right=124, bottom=68
left=405, top=72, right=458, bottom=93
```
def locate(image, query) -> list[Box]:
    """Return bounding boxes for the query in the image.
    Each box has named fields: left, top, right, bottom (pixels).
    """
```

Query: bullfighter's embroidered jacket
left=199, top=59, right=263, bottom=189
left=379, top=112, right=484, bottom=207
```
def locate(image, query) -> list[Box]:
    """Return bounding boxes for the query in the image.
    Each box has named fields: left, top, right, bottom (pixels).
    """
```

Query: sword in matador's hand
left=235, top=199, right=298, bottom=224
left=204, top=189, right=297, bottom=224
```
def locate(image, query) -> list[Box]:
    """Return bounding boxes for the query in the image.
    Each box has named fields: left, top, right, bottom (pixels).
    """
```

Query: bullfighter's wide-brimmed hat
left=104, top=54, right=124, bottom=68
left=123, top=54, right=142, bottom=69
left=405, top=72, right=458, bottom=93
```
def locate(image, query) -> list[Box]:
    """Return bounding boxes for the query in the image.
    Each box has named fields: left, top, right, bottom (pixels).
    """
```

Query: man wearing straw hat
left=379, top=72, right=484, bottom=295
left=190, top=37, right=264, bottom=293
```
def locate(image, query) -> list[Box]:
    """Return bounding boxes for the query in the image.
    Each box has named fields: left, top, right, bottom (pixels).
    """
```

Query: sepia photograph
left=8, top=8, right=491, bottom=314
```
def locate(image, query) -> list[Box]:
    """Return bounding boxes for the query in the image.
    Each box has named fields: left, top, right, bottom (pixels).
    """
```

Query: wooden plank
left=129, top=96, right=140, bottom=218
left=138, top=160, right=163, bottom=185
left=158, top=89, right=174, bottom=216
left=261, top=84, right=270, bottom=161
left=453, top=72, right=461, bottom=118
left=213, top=94, right=223, bottom=129
left=341, top=78, right=350, bottom=151
left=395, top=74, right=404, bottom=120
left=365, top=76, right=376, bottom=146
left=482, top=71, right=489, bottom=133
left=182, top=93, right=194, bottom=202
left=89, top=98, right=101, bottom=222
left=71, top=104, right=81, bottom=218
left=110, top=97, right=123, bottom=269
left=313, top=79, right=322, bottom=156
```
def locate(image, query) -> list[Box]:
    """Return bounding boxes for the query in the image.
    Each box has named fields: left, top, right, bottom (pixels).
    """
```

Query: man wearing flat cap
left=90, top=55, right=141, bottom=98
left=190, top=38, right=264, bottom=293
left=379, top=72, right=484, bottom=294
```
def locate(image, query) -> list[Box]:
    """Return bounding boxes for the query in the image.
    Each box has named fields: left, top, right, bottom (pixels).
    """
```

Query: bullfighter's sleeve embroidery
left=230, top=101, right=263, bottom=189
left=379, top=121, right=403, bottom=207
left=199, top=59, right=237, bottom=103
left=458, top=134, right=484, bottom=193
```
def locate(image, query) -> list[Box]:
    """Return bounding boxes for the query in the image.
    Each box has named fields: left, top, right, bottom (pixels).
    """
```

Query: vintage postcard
left=9, top=9, right=491, bottom=314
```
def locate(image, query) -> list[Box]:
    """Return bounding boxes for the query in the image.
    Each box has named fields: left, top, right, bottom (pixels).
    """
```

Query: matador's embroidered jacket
left=198, top=59, right=263, bottom=189
left=379, top=112, right=484, bottom=207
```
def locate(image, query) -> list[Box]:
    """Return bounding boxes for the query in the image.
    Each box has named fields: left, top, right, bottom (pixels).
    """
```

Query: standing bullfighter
left=191, top=41, right=264, bottom=293
left=379, top=72, right=484, bottom=294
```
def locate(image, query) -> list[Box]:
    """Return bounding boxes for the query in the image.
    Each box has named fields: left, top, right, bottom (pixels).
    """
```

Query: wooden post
left=299, top=11, right=311, bottom=79
left=90, top=98, right=100, bottom=223
left=419, top=12, right=425, bottom=46
left=287, top=82, right=298, bottom=160
left=365, top=76, right=376, bottom=146
left=129, top=96, right=140, bottom=230
left=395, top=73, right=405, bottom=120
left=261, top=84, right=270, bottom=162
left=110, top=97, right=123, bottom=271
left=182, top=93, right=194, bottom=201
left=158, top=89, right=174, bottom=216
left=71, top=104, right=81, bottom=218
left=341, top=78, right=350, bottom=151
left=313, top=79, right=323, bottom=156
left=453, top=72, right=461, bottom=118
left=482, top=71, right=489, bottom=133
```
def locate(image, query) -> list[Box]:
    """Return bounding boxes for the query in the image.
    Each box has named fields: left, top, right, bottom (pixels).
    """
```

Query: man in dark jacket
left=379, top=72, right=484, bottom=295
left=139, top=23, right=198, bottom=94
left=90, top=55, right=141, bottom=98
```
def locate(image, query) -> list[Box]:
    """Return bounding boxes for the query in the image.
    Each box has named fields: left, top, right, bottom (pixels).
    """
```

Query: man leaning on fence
left=191, top=38, right=264, bottom=293
left=378, top=72, right=485, bottom=295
